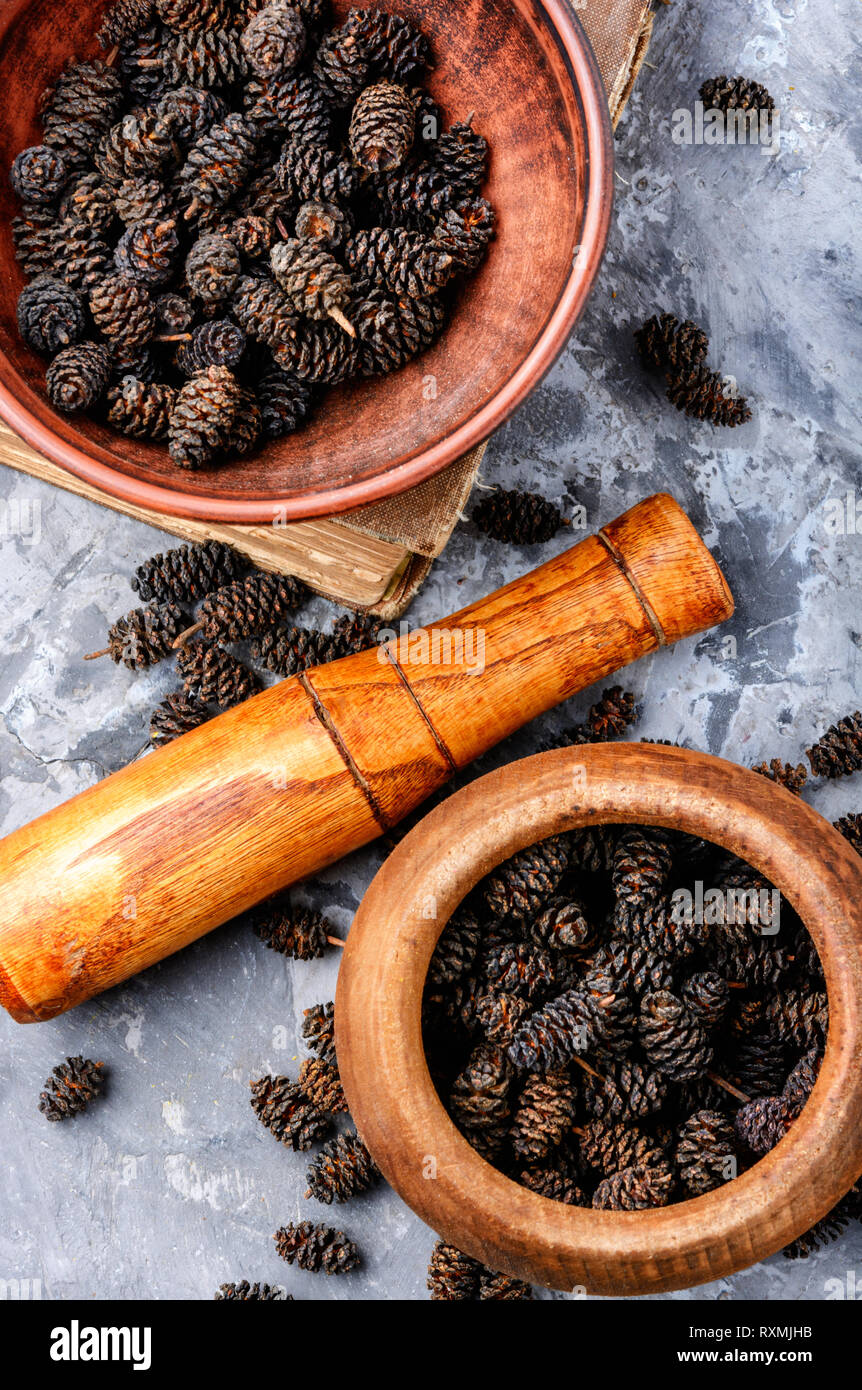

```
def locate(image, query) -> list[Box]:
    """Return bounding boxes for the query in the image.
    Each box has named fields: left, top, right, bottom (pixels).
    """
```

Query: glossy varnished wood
left=336, top=743, right=862, bottom=1295
left=0, top=0, right=613, bottom=522
left=0, top=495, right=732, bottom=1022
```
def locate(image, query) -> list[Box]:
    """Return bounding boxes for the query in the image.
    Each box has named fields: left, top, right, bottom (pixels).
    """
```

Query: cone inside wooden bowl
left=336, top=743, right=862, bottom=1295
left=0, top=0, right=612, bottom=523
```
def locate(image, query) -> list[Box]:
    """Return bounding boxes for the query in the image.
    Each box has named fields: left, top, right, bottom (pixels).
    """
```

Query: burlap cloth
left=332, top=0, right=655, bottom=616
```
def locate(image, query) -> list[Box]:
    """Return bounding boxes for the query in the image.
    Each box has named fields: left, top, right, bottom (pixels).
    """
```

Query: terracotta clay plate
left=0, top=0, right=613, bottom=522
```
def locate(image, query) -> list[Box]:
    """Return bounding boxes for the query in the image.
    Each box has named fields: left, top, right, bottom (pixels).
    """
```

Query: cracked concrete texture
left=1, top=0, right=860, bottom=1301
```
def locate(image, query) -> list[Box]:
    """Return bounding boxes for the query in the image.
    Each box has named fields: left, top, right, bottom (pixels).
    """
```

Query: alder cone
left=179, top=113, right=258, bottom=212
left=231, top=274, right=297, bottom=347
left=666, top=365, right=752, bottom=427
left=150, top=690, right=211, bottom=744
left=176, top=319, right=246, bottom=374
left=215, top=1281, right=289, bottom=1300
left=483, top=836, right=570, bottom=920
left=54, top=220, right=113, bottom=292
left=244, top=70, right=332, bottom=145
left=592, top=1160, right=675, bottom=1211
left=477, top=1270, right=533, bottom=1301
left=299, top=1056, right=346, bottom=1114
left=302, top=1000, right=336, bottom=1066
left=305, top=1131, right=381, bottom=1204
left=177, top=641, right=258, bottom=707
left=17, top=277, right=86, bottom=356
left=253, top=903, right=329, bottom=959
left=90, top=273, right=157, bottom=346
left=313, top=23, right=369, bottom=106
left=274, top=319, right=360, bottom=383
left=242, top=1, right=306, bottom=78
left=162, top=30, right=250, bottom=86
left=274, top=1221, right=359, bottom=1275
left=472, top=488, right=563, bottom=545
left=156, top=0, right=232, bottom=32
left=345, top=226, right=454, bottom=299
left=97, top=0, right=157, bottom=49
left=427, top=1241, right=481, bottom=1300
left=115, top=177, right=174, bottom=227
left=509, top=1070, right=576, bottom=1161
left=278, top=138, right=359, bottom=203
left=157, top=84, right=227, bottom=143
left=249, top=1073, right=331, bottom=1150
left=38, top=1056, right=105, bottom=1121
left=349, top=81, right=415, bottom=173
left=106, top=600, right=187, bottom=669
left=807, top=710, right=862, bottom=778
left=675, top=1109, right=737, bottom=1195
left=10, top=145, right=69, bottom=204
left=107, top=377, right=177, bottom=439
left=131, top=538, right=246, bottom=602
left=639, top=990, right=713, bottom=1082
left=168, top=364, right=242, bottom=468
left=270, top=238, right=353, bottom=320
left=634, top=311, right=708, bottom=376
left=196, top=570, right=307, bottom=640
left=115, top=217, right=179, bottom=284
left=46, top=342, right=112, bottom=413
left=258, top=368, right=312, bottom=436
left=186, top=233, right=242, bottom=301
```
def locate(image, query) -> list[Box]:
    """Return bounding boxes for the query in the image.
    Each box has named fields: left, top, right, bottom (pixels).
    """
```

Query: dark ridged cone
left=274, top=1221, right=358, bottom=1275
left=680, top=971, right=730, bottom=1029
left=295, top=198, right=351, bottom=248
left=156, top=0, right=232, bottom=31
left=612, top=827, right=673, bottom=906
left=782, top=1048, right=821, bottom=1119
left=450, top=1044, right=511, bottom=1158
left=107, top=377, right=176, bottom=439
left=590, top=937, right=675, bottom=998
left=215, top=1280, right=290, bottom=1300
left=162, top=31, right=250, bottom=86
left=252, top=624, right=341, bottom=676
left=638, top=991, right=712, bottom=1082
left=431, top=120, right=487, bottom=196
left=168, top=364, right=241, bottom=468
left=751, top=758, right=808, bottom=795
left=699, top=74, right=775, bottom=114
left=477, top=1270, right=534, bottom=1300
left=483, top=942, right=554, bottom=1001
left=724, top=1028, right=787, bottom=1099
left=54, top=221, right=113, bottom=292
left=114, top=216, right=178, bottom=284
left=105, top=600, right=187, bottom=669
left=257, top=368, right=312, bottom=437
left=186, top=233, right=241, bottom=301
left=313, top=22, right=369, bottom=106
left=708, top=939, right=792, bottom=989
left=97, top=111, right=177, bottom=183
left=305, top=1131, right=380, bottom=1204
left=299, top=1056, right=347, bottom=1114
left=807, top=710, right=862, bottom=778
left=12, top=206, right=57, bottom=277
left=278, top=137, right=358, bottom=201
left=634, top=311, right=708, bottom=375
left=833, top=813, right=862, bottom=854
left=97, top=0, right=156, bottom=49
left=177, top=640, right=258, bottom=707
left=274, top=318, right=360, bottom=383
left=578, top=1119, right=667, bottom=1177
left=581, top=1060, right=669, bottom=1120
left=17, top=277, right=86, bottom=355
left=529, top=898, right=592, bottom=952
left=242, top=2, right=306, bottom=78
left=156, top=291, right=195, bottom=331
left=519, top=1165, right=588, bottom=1206
left=345, top=226, right=454, bottom=299
left=349, top=81, right=415, bottom=173
left=615, top=898, right=705, bottom=962
left=734, top=1095, right=792, bottom=1155
left=132, top=538, right=246, bottom=603
left=354, top=289, right=445, bottom=375
left=254, top=903, right=330, bottom=960
left=592, top=1160, right=675, bottom=1210
left=666, top=365, right=752, bottom=427
left=10, top=145, right=69, bottom=204
left=509, top=1070, right=576, bottom=1161
left=567, top=825, right=617, bottom=874
left=483, top=836, right=570, bottom=921
left=157, top=84, right=227, bottom=143
left=244, top=71, right=332, bottom=144
left=38, top=1056, right=105, bottom=1121
left=60, top=173, right=117, bottom=235
left=507, top=989, right=604, bottom=1073
left=249, top=1073, right=330, bottom=1150
left=431, top=198, right=495, bottom=273
left=675, top=1109, right=737, bottom=1195
left=474, top=991, right=531, bottom=1044
left=176, top=318, right=246, bottom=373
left=271, top=237, right=352, bottom=320
left=150, top=690, right=211, bottom=744
left=196, top=569, right=306, bottom=641
left=47, top=342, right=112, bottom=413
left=350, top=8, right=430, bottom=83
left=302, top=1001, right=335, bottom=1067
left=472, top=488, right=563, bottom=545
left=427, top=910, right=482, bottom=986
left=90, top=272, right=157, bottom=345
left=231, top=274, right=297, bottom=347
left=427, top=1241, right=481, bottom=1300
left=179, top=113, right=258, bottom=212
left=764, top=988, right=828, bottom=1049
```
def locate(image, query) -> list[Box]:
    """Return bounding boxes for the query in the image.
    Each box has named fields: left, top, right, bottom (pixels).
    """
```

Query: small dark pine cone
left=168, top=364, right=242, bottom=468
left=427, top=1241, right=482, bottom=1300
left=699, top=75, right=775, bottom=114
left=215, top=1281, right=289, bottom=1300
left=60, top=172, right=116, bottom=236
left=428, top=909, right=482, bottom=986
left=251, top=624, right=340, bottom=676
left=634, top=311, right=708, bottom=376
left=666, top=364, right=752, bottom=427
left=675, top=1109, right=737, bottom=1195
left=483, top=942, right=554, bottom=1002
left=228, top=214, right=273, bottom=260
left=156, top=291, right=195, bottom=332
left=432, top=198, right=496, bottom=273
left=40, top=57, right=123, bottom=140
left=157, top=83, right=227, bottom=143
left=103, top=600, right=187, bottom=669
left=46, top=342, right=112, bottom=413
left=53, top=219, right=113, bottom=292
left=349, top=81, right=415, bottom=173
left=509, top=1070, right=576, bottom=1161
left=520, top=1165, right=588, bottom=1206
left=114, top=177, right=173, bottom=227
left=177, top=641, right=258, bottom=708
left=186, top=233, right=242, bottom=302
left=150, top=690, right=211, bottom=744
left=581, top=1060, right=669, bottom=1121
left=344, top=226, right=454, bottom=299
left=270, top=238, right=353, bottom=324
left=305, top=1131, right=380, bottom=1204
left=17, top=277, right=86, bottom=356
left=38, top=1056, right=105, bottom=1121
left=177, top=319, right=246, bottom=374
left=90, top=272, right=157, bottom=346
left=132, top=539, right=247, bottom=603
left=12, top=206, right=57, bottom=278
left=299, top=1056, right=346, bottom=1114
left=529, top=897, right=592, bottom=952
left=231, top=274, right=297, bottom=348
left=330, top=611, right=387, bottom=655
left=350, top=8, right=430, bottom=83
left=431, top=118, right=487, bottom=196
left=114, top=217, right=179, bottom=284
left=257, top=369, right=312, bottom=438
left=834, top=813, right=862, bottom=855
left=567, top=825, right=617, bottom=874
left=587, top=685, right=639, bottom=740
left=507, top=989, right=604, bottom=1074
left=10, top=145, right=68, bottom=204
left=578, top=1119, right=666, bottom=1177
left=614, top=899, right=703, bottom=963
left=807, top=710, right=862, bottom=778
left=162, top=31, right=250, bottom=87
left=254, top=903, right=330, bottom=960
left=450, top=1043, right=511, bottom=1161
left=472, top=487, right=564, bottom=545
left=196, top=570, right=306, bottom=641
left=155, top=0, right=231, bottom=30
left=680, top=971, right=730, bottom=1030
left=250, top=1073, right=330, bottom=1150
left=313, top=22, right=370, bottom=106
left=302, top=1000, right=336, bottom=1066
left=97, top=0, right=157, bottom=49
left=781, top=1047, right=821, bottom=1119
left=295, top=199, right=351, bottom=249
left=274, top=319, right=360, bottom=383
left=724, top=1028, right=787, bottom=1099
left=373, top=161, right=453, bottom=230
left=274, top=1221, right=358, bottom=1275
left=734, top=1095, right=793, bottom=1155
left=764, top=988, right=828, bottom=1049
left=242, top=1, right=306, bottom=78
left=752, top=758, right=808, bottom=795
left=244, top=69, right=332, bottom=145
left=278, top=137, right=359, bottom=203
left=590, top=937, right=674, bottom=999
left=639, top=990, right=712, bottom=1082
left=97, top=111, right=177, bottom=184
left=180, top=113, right=259, bottom=214
left=477, top=1269, right=534, bottom=1301
left=583, top=963, right=635, bottom=1051
left=593, top=1160, right=675, bottom=1211
left=483, top=835, right=570, bottom=920
left=709, top=938, right=791, bottom=990
left=474, top=991, right=531, bottom=1045
left=107, top=377, right=176, bottom=440
left=612, top=828, right=673, bottom=907
left=354, top=289, right=445, bottom=375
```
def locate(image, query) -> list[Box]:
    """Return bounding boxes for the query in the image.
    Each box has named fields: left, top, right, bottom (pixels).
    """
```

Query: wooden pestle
left=0, top=493, right=733, bottom=1023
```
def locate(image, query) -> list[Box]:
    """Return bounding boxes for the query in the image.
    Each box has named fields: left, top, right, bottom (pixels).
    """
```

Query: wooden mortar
left=336, top=743, right=862, bottom=1296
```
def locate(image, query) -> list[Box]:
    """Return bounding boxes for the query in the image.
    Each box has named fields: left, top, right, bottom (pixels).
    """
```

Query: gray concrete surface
left=1, top=0, right=860, bottom=1301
